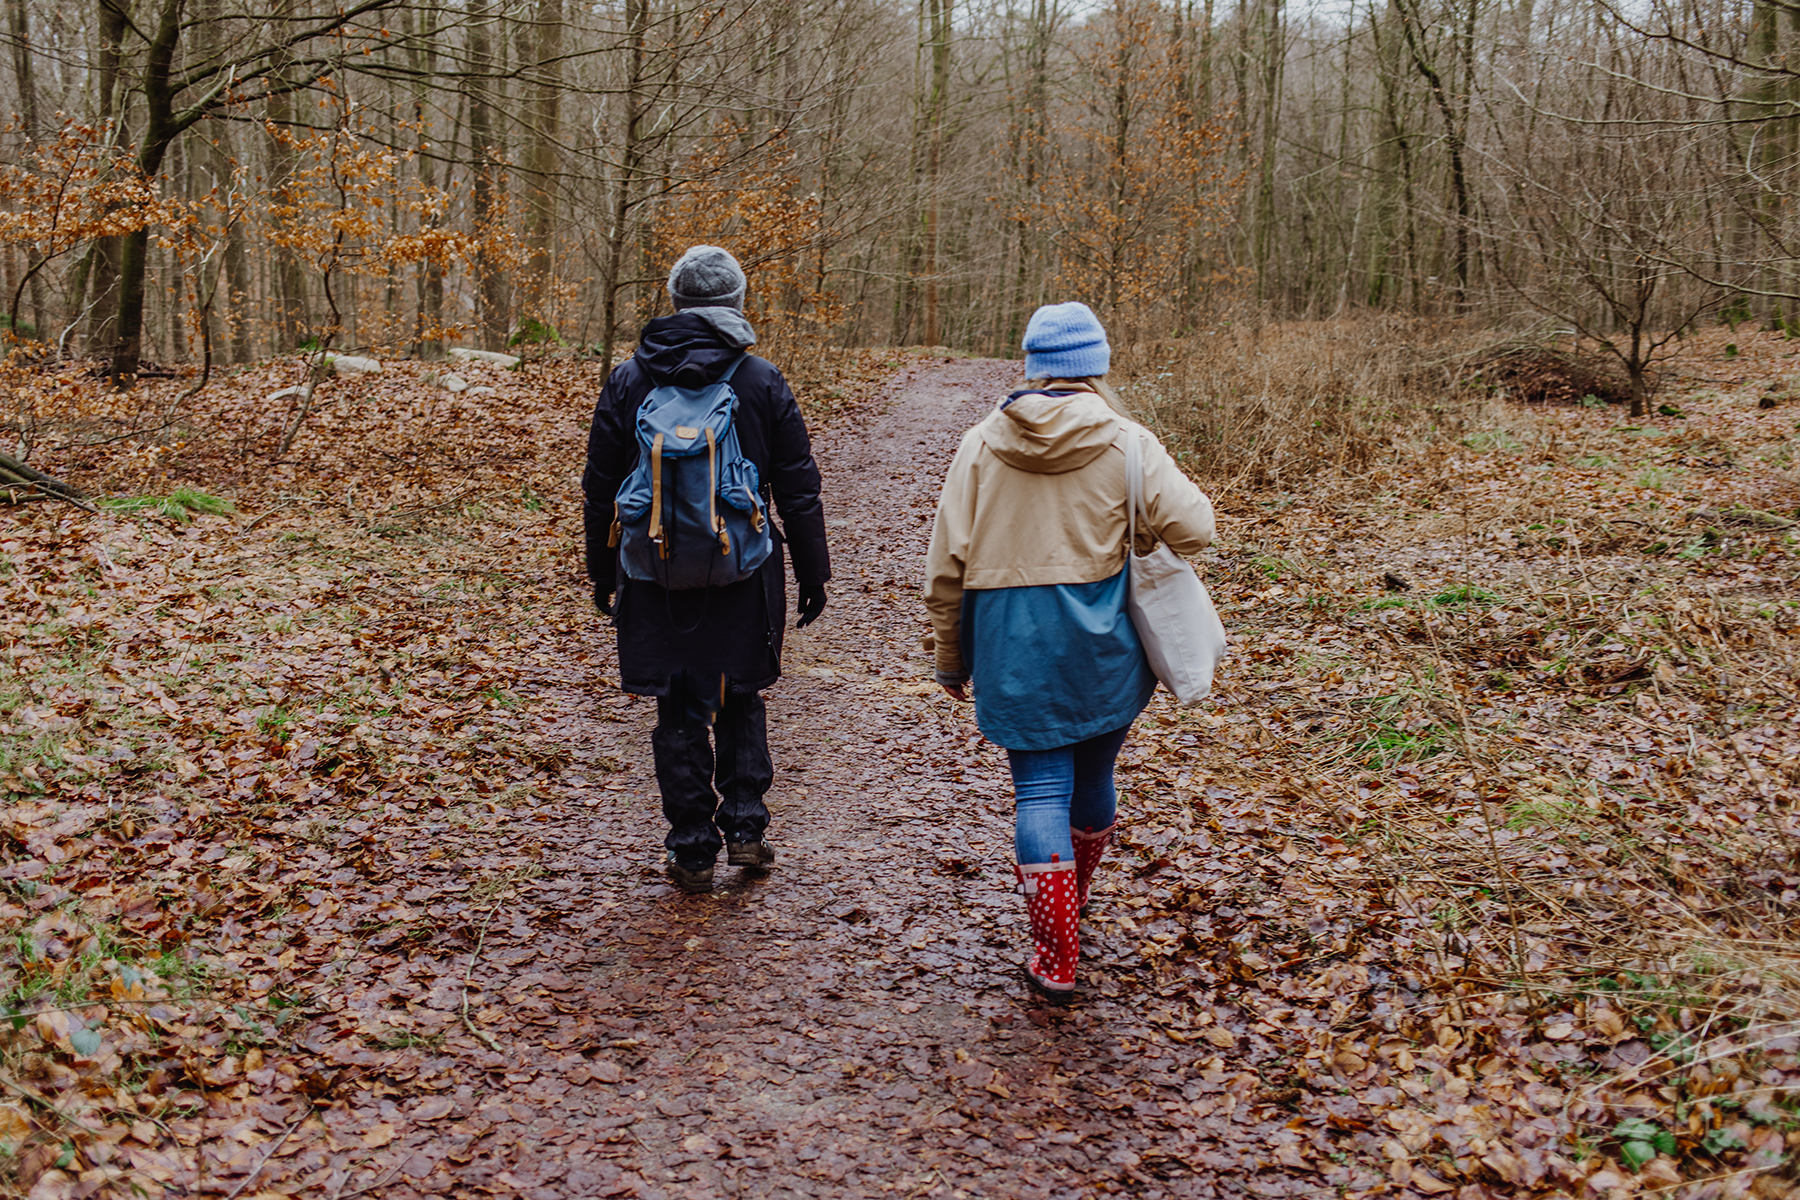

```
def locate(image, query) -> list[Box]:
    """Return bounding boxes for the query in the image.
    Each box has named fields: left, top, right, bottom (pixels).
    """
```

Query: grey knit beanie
left=667, top=245, right=747, bottom=311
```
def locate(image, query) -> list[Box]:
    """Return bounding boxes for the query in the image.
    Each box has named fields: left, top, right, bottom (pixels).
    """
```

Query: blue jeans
left=1006, top=724, right=1132, bottom=866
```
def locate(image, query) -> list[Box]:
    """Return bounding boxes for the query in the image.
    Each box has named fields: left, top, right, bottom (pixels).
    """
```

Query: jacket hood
left=635, top=310, right=758, bottom=388
left=980, top=388, right=1120, bottom=474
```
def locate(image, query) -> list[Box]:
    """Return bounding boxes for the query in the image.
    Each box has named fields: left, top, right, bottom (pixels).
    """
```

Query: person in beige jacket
left=923, top=301, right=1214, bottom=1000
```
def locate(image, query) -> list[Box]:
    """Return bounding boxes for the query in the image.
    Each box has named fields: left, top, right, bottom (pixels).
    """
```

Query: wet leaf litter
left=1, top=350, right=1795, bottom=1198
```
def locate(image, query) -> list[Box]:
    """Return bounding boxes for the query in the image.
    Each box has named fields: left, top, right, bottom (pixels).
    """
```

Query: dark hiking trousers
left=653, top=674, right=773, bottom=867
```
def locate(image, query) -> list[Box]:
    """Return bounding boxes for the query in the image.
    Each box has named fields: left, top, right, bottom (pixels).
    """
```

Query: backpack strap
left=649, top=432, right=667, bottom=556
left=709, top=355, right=748, bottom=553
left=705, top=426, right=730, bottom=554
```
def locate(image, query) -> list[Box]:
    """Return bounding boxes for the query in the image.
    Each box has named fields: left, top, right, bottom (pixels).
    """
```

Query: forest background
left=2, top=0, right=1800, bottom=1195
left=4, top=0, right=1800, bottom=390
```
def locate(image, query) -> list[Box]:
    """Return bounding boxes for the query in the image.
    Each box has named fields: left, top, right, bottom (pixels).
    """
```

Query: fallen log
left=0, top=451, right=97, bottom=512
left=1687, top=505, right=1795, bottom=530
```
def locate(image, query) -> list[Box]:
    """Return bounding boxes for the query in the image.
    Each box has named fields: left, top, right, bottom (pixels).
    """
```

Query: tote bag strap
left=1123, top=427, right=1144, bottom=557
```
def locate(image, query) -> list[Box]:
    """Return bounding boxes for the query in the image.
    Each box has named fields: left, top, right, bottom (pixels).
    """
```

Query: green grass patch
left=480, top=685, right=520, bottom=708
left=1462, top=429, right=1522, bottom=452
left=100, top=487, right=234, bottom=523
left=0, top=726, right=67, bottom=794
left=1316, top=692, right=1448, bottom=768
left=1360, top=583, right=1500, bottom=612
left=1247, top=553, right=1306, bottom=581
left=1503, top=795, right=1582, bottom=830
left=1634, top=466, right=1682, bottom=491
left=1430, top=583, right=1499, bottom=606
left=1346, top=719, right=1445, bottom=767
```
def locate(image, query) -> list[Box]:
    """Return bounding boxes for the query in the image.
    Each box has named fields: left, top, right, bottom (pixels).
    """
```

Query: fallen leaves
left=0, top=356, right=651, bottom=1194
left=1096, top=329, right=1800, bottom=1198
left=0, top=1101, right=29, bottom=1142
left=1, top=342, right=1796, bottom=1198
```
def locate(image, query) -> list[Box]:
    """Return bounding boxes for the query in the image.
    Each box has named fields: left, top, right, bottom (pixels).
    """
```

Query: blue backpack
left=609, top=353, right=775, bottom=590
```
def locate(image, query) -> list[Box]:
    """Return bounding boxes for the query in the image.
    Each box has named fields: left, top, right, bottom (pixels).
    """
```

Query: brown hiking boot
left=727, top=840, right=776, bottom=868
left=666, top=852, right=715, bottom=894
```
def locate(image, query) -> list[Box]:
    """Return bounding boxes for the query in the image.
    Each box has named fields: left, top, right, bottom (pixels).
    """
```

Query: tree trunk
left=196, top=0, right=245, bottom=364
left=404, top=2, right=444, bottom=358
left=0, top=450, right=93, bottom=509
left=599, top=0, right=648, bottom=369
left=1004, top=0, right=1051, bottom=354
left=1367, top=0, right=1405, bottom=308
left=469, top=0, right=508, bottom=350
left=1023, top=0, right=1051, bottom=340
left=1107, top=0, right=1131, bottom=313
left=9, top=0, right=48, bottom=337
left=1626, top=337, right=1646, bottom=420
left=1251, top=0, right=1283, bottom=306
left=222, top=211, right=251, bottom=363
left=6, top=0, right=38, bottom=143
left=921, top=0, right=952, bottom=347
left=1746, top=0, right=1784, bottom=319
left=523, top=0, right=563, bottom=330
left=1396, top=0, right=1474, bottom=307
left=87, top=0, right=131, bottom=358
left=109, top=0, right=184, bottom=385
left=268, top=0, right=308, bottom=353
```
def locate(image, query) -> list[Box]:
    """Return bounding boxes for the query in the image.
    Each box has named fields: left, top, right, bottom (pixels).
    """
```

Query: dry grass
left=1132, top=315, right=1800, bottom=1188
left=1113, top=315, right=1479, bottom=497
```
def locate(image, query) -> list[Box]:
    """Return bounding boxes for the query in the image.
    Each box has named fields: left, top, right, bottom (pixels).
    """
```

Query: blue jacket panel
left=963, top=570, right=1156, bottom=751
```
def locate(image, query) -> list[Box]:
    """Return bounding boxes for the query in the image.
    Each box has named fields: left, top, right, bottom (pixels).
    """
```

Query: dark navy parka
left=581, top=313, right=831, bottom=696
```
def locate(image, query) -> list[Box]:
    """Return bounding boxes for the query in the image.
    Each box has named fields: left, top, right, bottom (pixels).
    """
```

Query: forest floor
left=0, top=330, right=1797, bottom=1199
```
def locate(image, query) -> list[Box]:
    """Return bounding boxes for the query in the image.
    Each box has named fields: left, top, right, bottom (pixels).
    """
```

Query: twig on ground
left=71, top=418, right=177, bottom=447
left=333, top=1159, right=408, bottom=1200
left=221, top=1102, right=315, bottom=1200
left=0, top=1070, right=108, bottom=1135
left=237, top=507, right=282, bottom=535
left=460, top=904, right=505, bottom=1054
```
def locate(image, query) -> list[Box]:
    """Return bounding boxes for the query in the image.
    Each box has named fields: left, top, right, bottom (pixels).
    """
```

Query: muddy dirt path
left=317, top=361, right=1296, bottom=1200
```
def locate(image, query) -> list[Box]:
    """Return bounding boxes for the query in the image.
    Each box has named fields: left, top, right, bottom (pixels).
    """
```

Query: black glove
left=795, top=583, right=827, bottom=629
left=592, top=580, right=614, bottom=618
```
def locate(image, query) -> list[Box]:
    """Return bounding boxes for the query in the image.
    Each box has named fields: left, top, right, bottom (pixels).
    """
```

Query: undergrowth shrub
left=1474, top=344, right=1641, bottom=406
left=1113, top=316, right=1474, bottom=493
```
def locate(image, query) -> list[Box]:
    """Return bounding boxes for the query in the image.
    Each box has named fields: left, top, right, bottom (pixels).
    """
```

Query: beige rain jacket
left=923, top=384, right=1216, bottom=682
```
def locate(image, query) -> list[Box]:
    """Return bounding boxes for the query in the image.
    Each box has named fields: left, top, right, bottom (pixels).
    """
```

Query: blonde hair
left=1022, top=375, right=1133, bottom=418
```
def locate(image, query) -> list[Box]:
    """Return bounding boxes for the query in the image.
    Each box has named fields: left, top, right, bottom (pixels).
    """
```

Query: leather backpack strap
left=648, top=433, right=667, bottom=554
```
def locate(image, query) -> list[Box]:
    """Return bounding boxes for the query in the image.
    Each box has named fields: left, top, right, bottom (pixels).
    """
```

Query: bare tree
left=1486, top=14, right=1729, bottom=416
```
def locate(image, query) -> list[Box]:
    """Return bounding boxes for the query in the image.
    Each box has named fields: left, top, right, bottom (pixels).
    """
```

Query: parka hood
left=635, top=310, right=757, bottom=388
left=980, top=388, right=1121, bottom=475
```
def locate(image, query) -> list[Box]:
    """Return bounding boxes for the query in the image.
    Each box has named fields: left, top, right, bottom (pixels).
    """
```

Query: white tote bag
left=1123, top=431, right=1227, bottom=706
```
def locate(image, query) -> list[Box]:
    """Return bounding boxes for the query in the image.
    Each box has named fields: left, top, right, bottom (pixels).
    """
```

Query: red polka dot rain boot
left=1072, top=822, right=1115, bottom=912
left=1016, top=856, right=1079, bottom=1001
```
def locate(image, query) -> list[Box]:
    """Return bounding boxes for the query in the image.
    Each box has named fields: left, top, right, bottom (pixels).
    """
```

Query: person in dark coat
left=583, top=245, right=831, bottom=893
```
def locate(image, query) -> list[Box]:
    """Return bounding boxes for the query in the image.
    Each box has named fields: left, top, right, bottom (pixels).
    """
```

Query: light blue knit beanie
left=1022, top=302, right=1111, bottom=379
